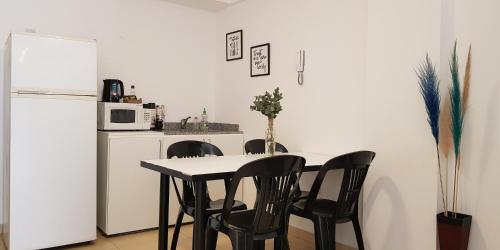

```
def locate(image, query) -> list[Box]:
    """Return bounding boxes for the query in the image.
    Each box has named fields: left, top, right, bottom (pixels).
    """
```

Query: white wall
left=216, top=0, right=445, bottom=249
left=1, top=0, right=498, bottom=248
left=453, top=0, right=500, bottom=249
left=0, top=0, right=217, bottom=224
left=362, top=0, right=441, bottom=249
left=363, top=0, right=500, bottom=249
left=215, top=0, right=367, bottom=246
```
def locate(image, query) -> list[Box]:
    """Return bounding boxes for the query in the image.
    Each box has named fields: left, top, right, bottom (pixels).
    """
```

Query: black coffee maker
left=102, top=79, right=124, bottom=102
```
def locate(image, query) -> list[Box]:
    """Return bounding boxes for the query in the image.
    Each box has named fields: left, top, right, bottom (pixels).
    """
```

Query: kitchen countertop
left=163, top=130, right=243, bottom=135
left=162, top=122, right=243, bottom=135
left=97, top=123, right=243, bottom=136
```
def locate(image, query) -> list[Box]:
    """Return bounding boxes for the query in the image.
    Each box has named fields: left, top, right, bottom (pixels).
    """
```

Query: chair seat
left=292, top=198, right=337, bottom=218
left=209, top=210, right=254, bottom=231
left=208, top=210, right=279, bottom=240
left=184, top=199, right=247, bottom=216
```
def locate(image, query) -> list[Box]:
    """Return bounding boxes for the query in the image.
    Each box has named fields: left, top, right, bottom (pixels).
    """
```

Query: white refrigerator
left=3, top=33, right=97, bottom=249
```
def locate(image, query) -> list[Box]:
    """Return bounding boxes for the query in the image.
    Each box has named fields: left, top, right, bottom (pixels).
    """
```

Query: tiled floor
left=1, top=225, right=354, bottom=250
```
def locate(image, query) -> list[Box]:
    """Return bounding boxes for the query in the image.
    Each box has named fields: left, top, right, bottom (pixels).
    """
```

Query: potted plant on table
left=250, top=87, right=283, bottom=155
left=417, top=42, right=473, bottom=250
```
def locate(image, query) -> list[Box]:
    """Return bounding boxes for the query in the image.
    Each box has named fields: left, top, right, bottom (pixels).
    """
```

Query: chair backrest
left=221, top=155, right=305, bottom=234
left=167, top=140, right=224, bottom=206
left=167, top=140, right=223, bottom=158
left=244, top=139, right=288, bottom=154
left=303, top=151, right=376, bottom=219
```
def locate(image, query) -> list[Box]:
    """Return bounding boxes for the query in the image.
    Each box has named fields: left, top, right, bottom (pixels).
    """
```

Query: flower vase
left=437, top=212, right=472, bottom=250
left=265, top=118, right=276, bottom=155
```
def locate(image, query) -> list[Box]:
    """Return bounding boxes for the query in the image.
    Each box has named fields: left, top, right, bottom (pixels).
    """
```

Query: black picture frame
left=226, top=30, right=243, bottom=61
left=250, top=43, right=271, bottom=77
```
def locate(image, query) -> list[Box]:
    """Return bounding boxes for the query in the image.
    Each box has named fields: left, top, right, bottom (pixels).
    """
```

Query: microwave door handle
left=138, top=109, right=142, bottom=126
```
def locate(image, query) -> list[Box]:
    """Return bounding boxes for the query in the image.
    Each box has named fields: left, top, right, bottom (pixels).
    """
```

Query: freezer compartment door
left=10, top=33, right=97, bottom=92
left=9, top=96, right=96, bottom=249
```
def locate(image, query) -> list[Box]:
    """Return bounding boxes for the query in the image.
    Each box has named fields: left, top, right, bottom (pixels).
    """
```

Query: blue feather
left=417, top=53, right=441, bottom=145
left=449, top=42, right=463, bottom=157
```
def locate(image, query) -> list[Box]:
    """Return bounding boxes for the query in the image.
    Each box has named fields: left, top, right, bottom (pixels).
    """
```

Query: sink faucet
left=180, top=116, right=191, bottom=129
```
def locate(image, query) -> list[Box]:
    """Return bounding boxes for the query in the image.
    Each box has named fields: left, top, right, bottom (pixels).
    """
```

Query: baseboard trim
left=98, top=221, right=195, bottom=237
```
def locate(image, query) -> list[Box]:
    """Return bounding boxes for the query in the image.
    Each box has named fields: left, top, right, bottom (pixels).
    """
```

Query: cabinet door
left=107, top=137, right=161, bottom=234
left=208, top=134, right=244, bottom=155
left=206, top=134, right=244, bottom=201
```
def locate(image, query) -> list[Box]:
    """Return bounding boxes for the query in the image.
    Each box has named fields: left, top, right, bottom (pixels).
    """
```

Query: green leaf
left=249, top=87, right=284, bottom=119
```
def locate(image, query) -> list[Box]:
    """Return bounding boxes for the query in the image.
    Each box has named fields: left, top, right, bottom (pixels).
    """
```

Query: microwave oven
left=97, top=102, right=152, bottom=131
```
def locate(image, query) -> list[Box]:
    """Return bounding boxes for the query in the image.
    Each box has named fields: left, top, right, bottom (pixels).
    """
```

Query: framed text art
left=250, top=43, right=270, bottom=77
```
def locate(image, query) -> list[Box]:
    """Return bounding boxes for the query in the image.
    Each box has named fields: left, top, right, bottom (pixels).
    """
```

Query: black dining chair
left=167, top=140, right=247, bottom=250
left=206, top=155, right=306, bottom=250
left=290, top=151, right=376, bottom=250
left=244, top=139, right=309, bottom=201
left=244, top=139, right=289, bottom=154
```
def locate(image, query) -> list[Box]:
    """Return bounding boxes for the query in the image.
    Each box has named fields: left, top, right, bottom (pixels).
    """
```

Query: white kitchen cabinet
left=97, top=131, right=163, bottom=235
left=97, top=131, right=245, bottom=235
left=208, top=134, right=245, bottom=155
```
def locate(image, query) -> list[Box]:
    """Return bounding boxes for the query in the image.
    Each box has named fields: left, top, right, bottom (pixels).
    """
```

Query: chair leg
left=229, top=231, right=254, bottom=250
left=275, top=213, right=291, bottom=250
left=274, top=235, right=290, bottom=250
left=206, top=226, right=219, bottom=250
left=170, top=209, right=184, bottom=250
left=313, top=217, right=336, bottom=250
left=284, top=213, right=291, bottom=235
left=352, top=215, right=365, bottom=250
left=274, top=237, right=282, bottom=250
left=253, top=240, right=265, bottom=250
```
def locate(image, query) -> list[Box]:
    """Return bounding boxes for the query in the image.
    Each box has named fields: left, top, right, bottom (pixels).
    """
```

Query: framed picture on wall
left=226, top=30, right=243, bottom=61
left=250, top=43, right=270, bottom=77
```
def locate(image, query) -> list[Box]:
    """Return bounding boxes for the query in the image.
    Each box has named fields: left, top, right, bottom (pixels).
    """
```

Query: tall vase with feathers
left=417, top=42, right=472, bottom=218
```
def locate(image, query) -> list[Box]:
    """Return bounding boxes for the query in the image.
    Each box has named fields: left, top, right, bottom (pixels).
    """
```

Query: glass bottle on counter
left=130, top=85, right=136, bottom=97
left=201, top=108, right=208, bottom=131
left=155, top=105, right=165, bottom=130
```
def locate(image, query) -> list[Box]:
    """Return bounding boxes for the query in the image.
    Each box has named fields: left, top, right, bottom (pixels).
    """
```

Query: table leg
left=223, top=178, right=231, bottom=192
left=159, top=174, right=170, bottom=250
left=193, top=181, right=207, bottom=250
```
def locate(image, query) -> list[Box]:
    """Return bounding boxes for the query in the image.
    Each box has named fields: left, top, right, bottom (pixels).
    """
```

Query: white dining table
left=141, top=152, right=335, bottom=250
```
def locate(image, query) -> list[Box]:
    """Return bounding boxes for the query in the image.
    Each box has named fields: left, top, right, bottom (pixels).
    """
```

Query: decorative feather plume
left=439, top=95, right=452, bottom=158
left=440, top=93, right=452, bottom=215
left=449, top=42, right=463, bottom=157
left=417, top=54, right=447, bottom=214
left=417, top=53, right=441, bottom=144
left=449, top=41, right=464, bottom=216
left=462, top=45, right=472, bottom=114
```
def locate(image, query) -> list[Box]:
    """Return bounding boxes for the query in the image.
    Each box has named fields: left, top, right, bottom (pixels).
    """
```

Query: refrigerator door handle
left=16, top=90, right=49, bottom=95
left=12, top=88, right=97, bottom=97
